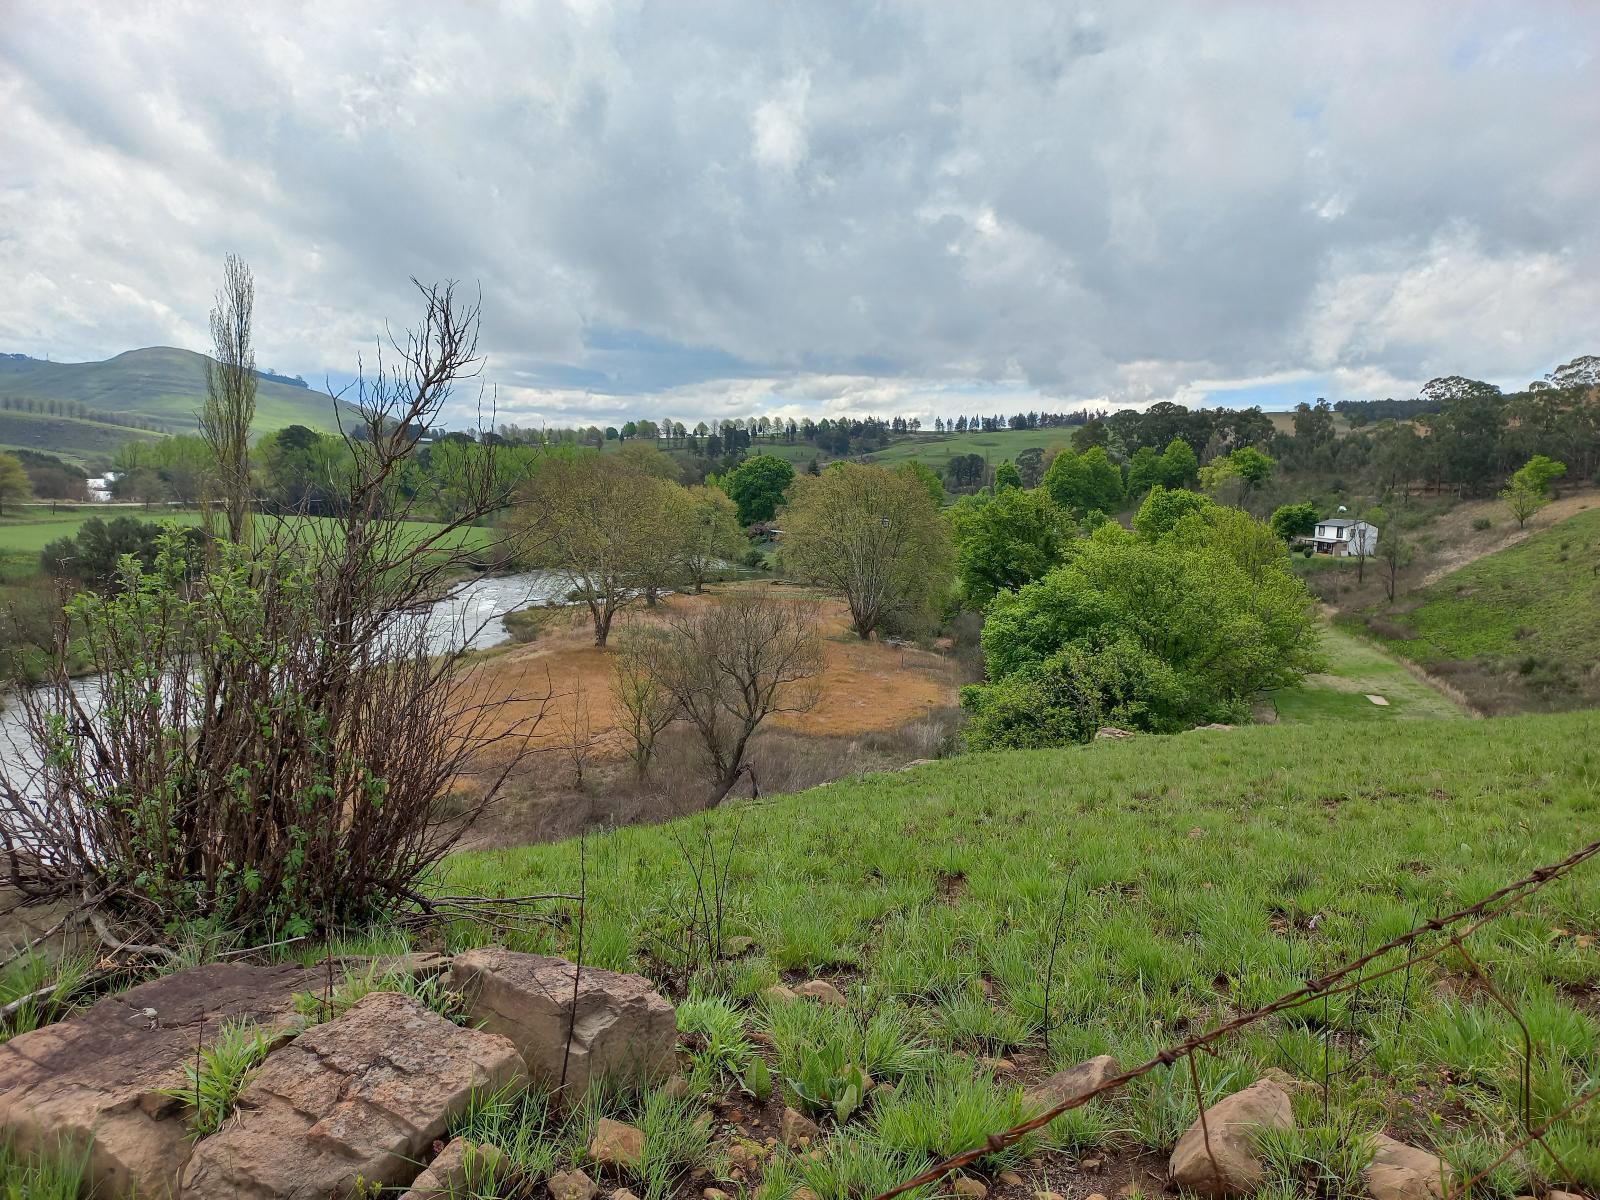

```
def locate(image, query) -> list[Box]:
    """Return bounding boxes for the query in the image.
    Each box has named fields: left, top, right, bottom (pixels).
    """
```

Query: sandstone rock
left=1095, top=726, right=1134, bottom=740
left=780, top=1106, right=821, bottom=1148
left=795, top=1188, right=820, bottom=1200
left=999, top=1170, right=1024, bottom=1185
left=613, top=1190, right=642, bottom=1200
left=452, top=949, right=675, bottom=1098
left=979, top=1057, right=1016, bottom=1074
left=551, top=1167, right=599, bottom=1200
left=954, top=1177, right=988, bottom=1199
left=1364, top=1133, right=1452, bottom=1200
left=1035, top=1192, right=1065, bottom=1200
left=1023, top=1054, right=1122, bottom=1111
left=0, top=960, right=316, bottom=1200
left=402, top=1138, right=507, bottom=1199
left=763, top=984, right=800, bottom=1004
left=1168, top=1078, right=1293, bottom=1197
left=724, top=936, right=755, bottom=955
left=795, top=979, right=846, bottom=1006
left=704, top=1189, right=733, bottom=1200
left=180, top=991, right=526, bottom=1198
left=590, top=1117, right=646, bottom=1170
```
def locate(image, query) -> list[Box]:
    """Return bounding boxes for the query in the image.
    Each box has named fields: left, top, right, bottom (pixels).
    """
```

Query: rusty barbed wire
left=870, top=835, right=1600, bottom=1200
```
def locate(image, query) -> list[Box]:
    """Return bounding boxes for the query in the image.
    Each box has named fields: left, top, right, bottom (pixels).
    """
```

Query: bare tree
left=200, top=254, right=258, bottom=544
left=642, top=590, right=823, bottom=803
left=611, top=629, right=680, bottom=776
left=1378, top=524, right=1413, bottom=602
left=1, top=281, right=547, bottom=945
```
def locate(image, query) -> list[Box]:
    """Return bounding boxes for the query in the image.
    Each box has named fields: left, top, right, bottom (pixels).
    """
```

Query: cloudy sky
left=2, top=2, right=1597, bottom=429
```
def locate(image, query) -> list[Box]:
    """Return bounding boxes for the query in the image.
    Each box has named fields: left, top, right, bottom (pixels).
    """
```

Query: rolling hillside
left=0, top=347, right=349, bottom=465
left=1356, top=504, right=1600, bottom=714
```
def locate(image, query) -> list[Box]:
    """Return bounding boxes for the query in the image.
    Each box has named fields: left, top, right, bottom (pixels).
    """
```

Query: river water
left=0, top=569, right=568, bottom=781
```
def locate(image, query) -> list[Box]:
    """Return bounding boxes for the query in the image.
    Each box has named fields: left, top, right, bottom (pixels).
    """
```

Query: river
left=0, top=569, right=569, bottom=780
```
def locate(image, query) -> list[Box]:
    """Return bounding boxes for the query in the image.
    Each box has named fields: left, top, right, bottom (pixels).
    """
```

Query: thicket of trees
left=962, top=501, right=1320, bottom=748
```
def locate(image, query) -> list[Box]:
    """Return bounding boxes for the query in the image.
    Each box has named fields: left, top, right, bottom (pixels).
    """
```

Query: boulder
left=1023, top=1054, right=1122, bottom=1111
left=401, top=1138, right=508, bottom=1199
left=1168, top=1078, right=1293, bottom=1197
left=0, top=960, right=316, bottom=1200
left=451, top=949, right=675, bottom=1098
left=180, top=991, right=526, bottom=1198
left=1364, top=1134, right=1452, bottom=1200
left=794, top=979, right=846, bottom=1006
left=953, top=1178, right=988, bottom=1200
left=780, top=1106, right=821, bottom=1148
left=590, top=1117, right=646, bottom=1169
left=1094, top=727, right=1134, bottom=740
left=763, top=985, right=800, bottom=1004
left=550, top=1168, right=599, bottom=1200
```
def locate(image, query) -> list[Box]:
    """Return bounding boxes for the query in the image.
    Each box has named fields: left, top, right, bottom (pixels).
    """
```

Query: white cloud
left=1, top=2, right=1597, bottom=426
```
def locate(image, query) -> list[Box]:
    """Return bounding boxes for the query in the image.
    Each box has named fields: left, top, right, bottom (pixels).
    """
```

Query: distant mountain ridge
left=0, top=347, right=352, bottom=465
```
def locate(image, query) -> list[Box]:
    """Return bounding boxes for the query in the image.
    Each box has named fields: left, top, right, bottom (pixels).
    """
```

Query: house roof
left=1318, top=518, right=1358, bottom=528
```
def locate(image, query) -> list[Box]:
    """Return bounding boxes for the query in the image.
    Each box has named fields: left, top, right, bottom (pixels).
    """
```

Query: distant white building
left=86, top=472, right=117, bottom=502
left=1308, top=517, right=1377, bottom=557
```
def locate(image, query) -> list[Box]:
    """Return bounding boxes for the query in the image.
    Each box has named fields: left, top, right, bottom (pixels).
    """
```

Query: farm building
left=1304, top=517, right=1377, bottom=557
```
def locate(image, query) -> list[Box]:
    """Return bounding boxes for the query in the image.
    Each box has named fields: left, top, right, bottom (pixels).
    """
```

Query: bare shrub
left=611, top=629, right=679, bottom=777
left=641, top=591, right=824, bottom=803
left=0, top=281, right=547, bottom=945
left=557, top=675, right=604, bottom=788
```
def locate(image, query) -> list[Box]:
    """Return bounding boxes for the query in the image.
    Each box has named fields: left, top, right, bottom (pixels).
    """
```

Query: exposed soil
left=448, top=584, right=966, bottom=849
left=1415, top=489, right=1595, bottom=587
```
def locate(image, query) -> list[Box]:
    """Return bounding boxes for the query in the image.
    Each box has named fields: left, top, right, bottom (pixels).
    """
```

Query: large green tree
left=0, top=451, right=33, bottom=516
left=947, top=487, right=1069, bottom=606
left=779, top=463, right=953, bottom=639
left=721, top=454, right=795, bottom=524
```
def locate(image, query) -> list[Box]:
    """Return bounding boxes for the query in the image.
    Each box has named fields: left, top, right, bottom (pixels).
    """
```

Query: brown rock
left=954, top=1178, right=989, bottom=1199
left=979, top=1057, right=1016, bottom=1074
left=780, top=1106, right=822, bottom=1148
left=452, top=949, right=675, bottom=1098
left=1087, top=1193, right=1108, bottom=1200
left=762, top=985, right=800, bottom=1004
left=180, top=991, right=526, bottom=1198
left=1168, top=1079, right=1293, bottom=1197
left=795, top=1188, right=820, bottom=1200
left=704, top=1189, right=733, bottom=1200
left=795, top=979, right=846, bottom=1006
left=613, top=1190, right=642, bottom=1200
left=0, top=961, right=315, bottom=1200
left=550, top=1167, right=599, bottom=1200
left=1023, top=1054, right=1122, bottom=1111
left=1364, top=1133, right=1452, bottom=1200
left=402, top=1138, right=507, bottom=1199
left=724, top=936, right=755, bottom=955
left=1035, top=1192, right=1065, bottom=1200
left=590, top=1117, right=646, bottom=1170
left=1095, top=726, right=1134, bottom=740
left=999, top=1170, right=1024, bottom=1185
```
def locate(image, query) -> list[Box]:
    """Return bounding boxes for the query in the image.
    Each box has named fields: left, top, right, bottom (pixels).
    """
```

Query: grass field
left=1267, top=623, right=1466, bottom=722
left=425, top=712, right=1600, bottom=1193
left=1359, top=506, right=1600, bottom=715
left=0, top=505, right=494, bottom=584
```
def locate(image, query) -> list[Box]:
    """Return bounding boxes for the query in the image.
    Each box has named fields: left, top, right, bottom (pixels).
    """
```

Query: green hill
left=1356, top=504, right=1600, bottom=714
left=438, top=712, right=1600, bottom=1190
left=0, top=347, right=349, bottom=466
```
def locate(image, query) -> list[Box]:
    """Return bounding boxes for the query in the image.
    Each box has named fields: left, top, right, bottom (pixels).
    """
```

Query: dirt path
left=1417, top=491, right=1595, bottom=587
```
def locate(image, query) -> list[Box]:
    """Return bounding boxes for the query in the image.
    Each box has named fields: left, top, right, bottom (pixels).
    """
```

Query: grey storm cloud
left=1, top=1, right=1597, bottom=428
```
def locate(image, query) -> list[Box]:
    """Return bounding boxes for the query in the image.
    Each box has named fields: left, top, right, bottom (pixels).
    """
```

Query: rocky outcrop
left=1168, top=1078, right=1293, bottom=1197
left=179, top=991, right=526, bottom=1198
left=590, top=1117, right=645, bottom=1169
left=451, top=949, right=676, bottom=1098
left=1364, top=1133, right=1453, bottom=1200
left=1023, top=1054, right=1122, bottom=1111
left=401, top=1138, right=509, bottom=1199
left=0, top=960, right=315, bottom=1200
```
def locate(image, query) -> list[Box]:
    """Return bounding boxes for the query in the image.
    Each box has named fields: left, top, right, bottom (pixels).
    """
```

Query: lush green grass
left=1361, top=507, right=1600, bottom=713
left=436, top=713, right=1600, bottom=1193
left=0, top=412, right=164, bottom=468
left=1268, top=623, right=1466, bottom=722
left=0, top=506, right=492, bottom=584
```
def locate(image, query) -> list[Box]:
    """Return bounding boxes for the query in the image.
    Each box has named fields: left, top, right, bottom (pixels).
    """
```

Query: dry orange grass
left=454, top=586, right=957, bottom=767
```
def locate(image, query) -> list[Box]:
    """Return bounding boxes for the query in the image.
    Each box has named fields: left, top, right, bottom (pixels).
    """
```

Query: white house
left=85, top=473, right=118, bottom=502
left=1308, top=517, right=1377, bottom=557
